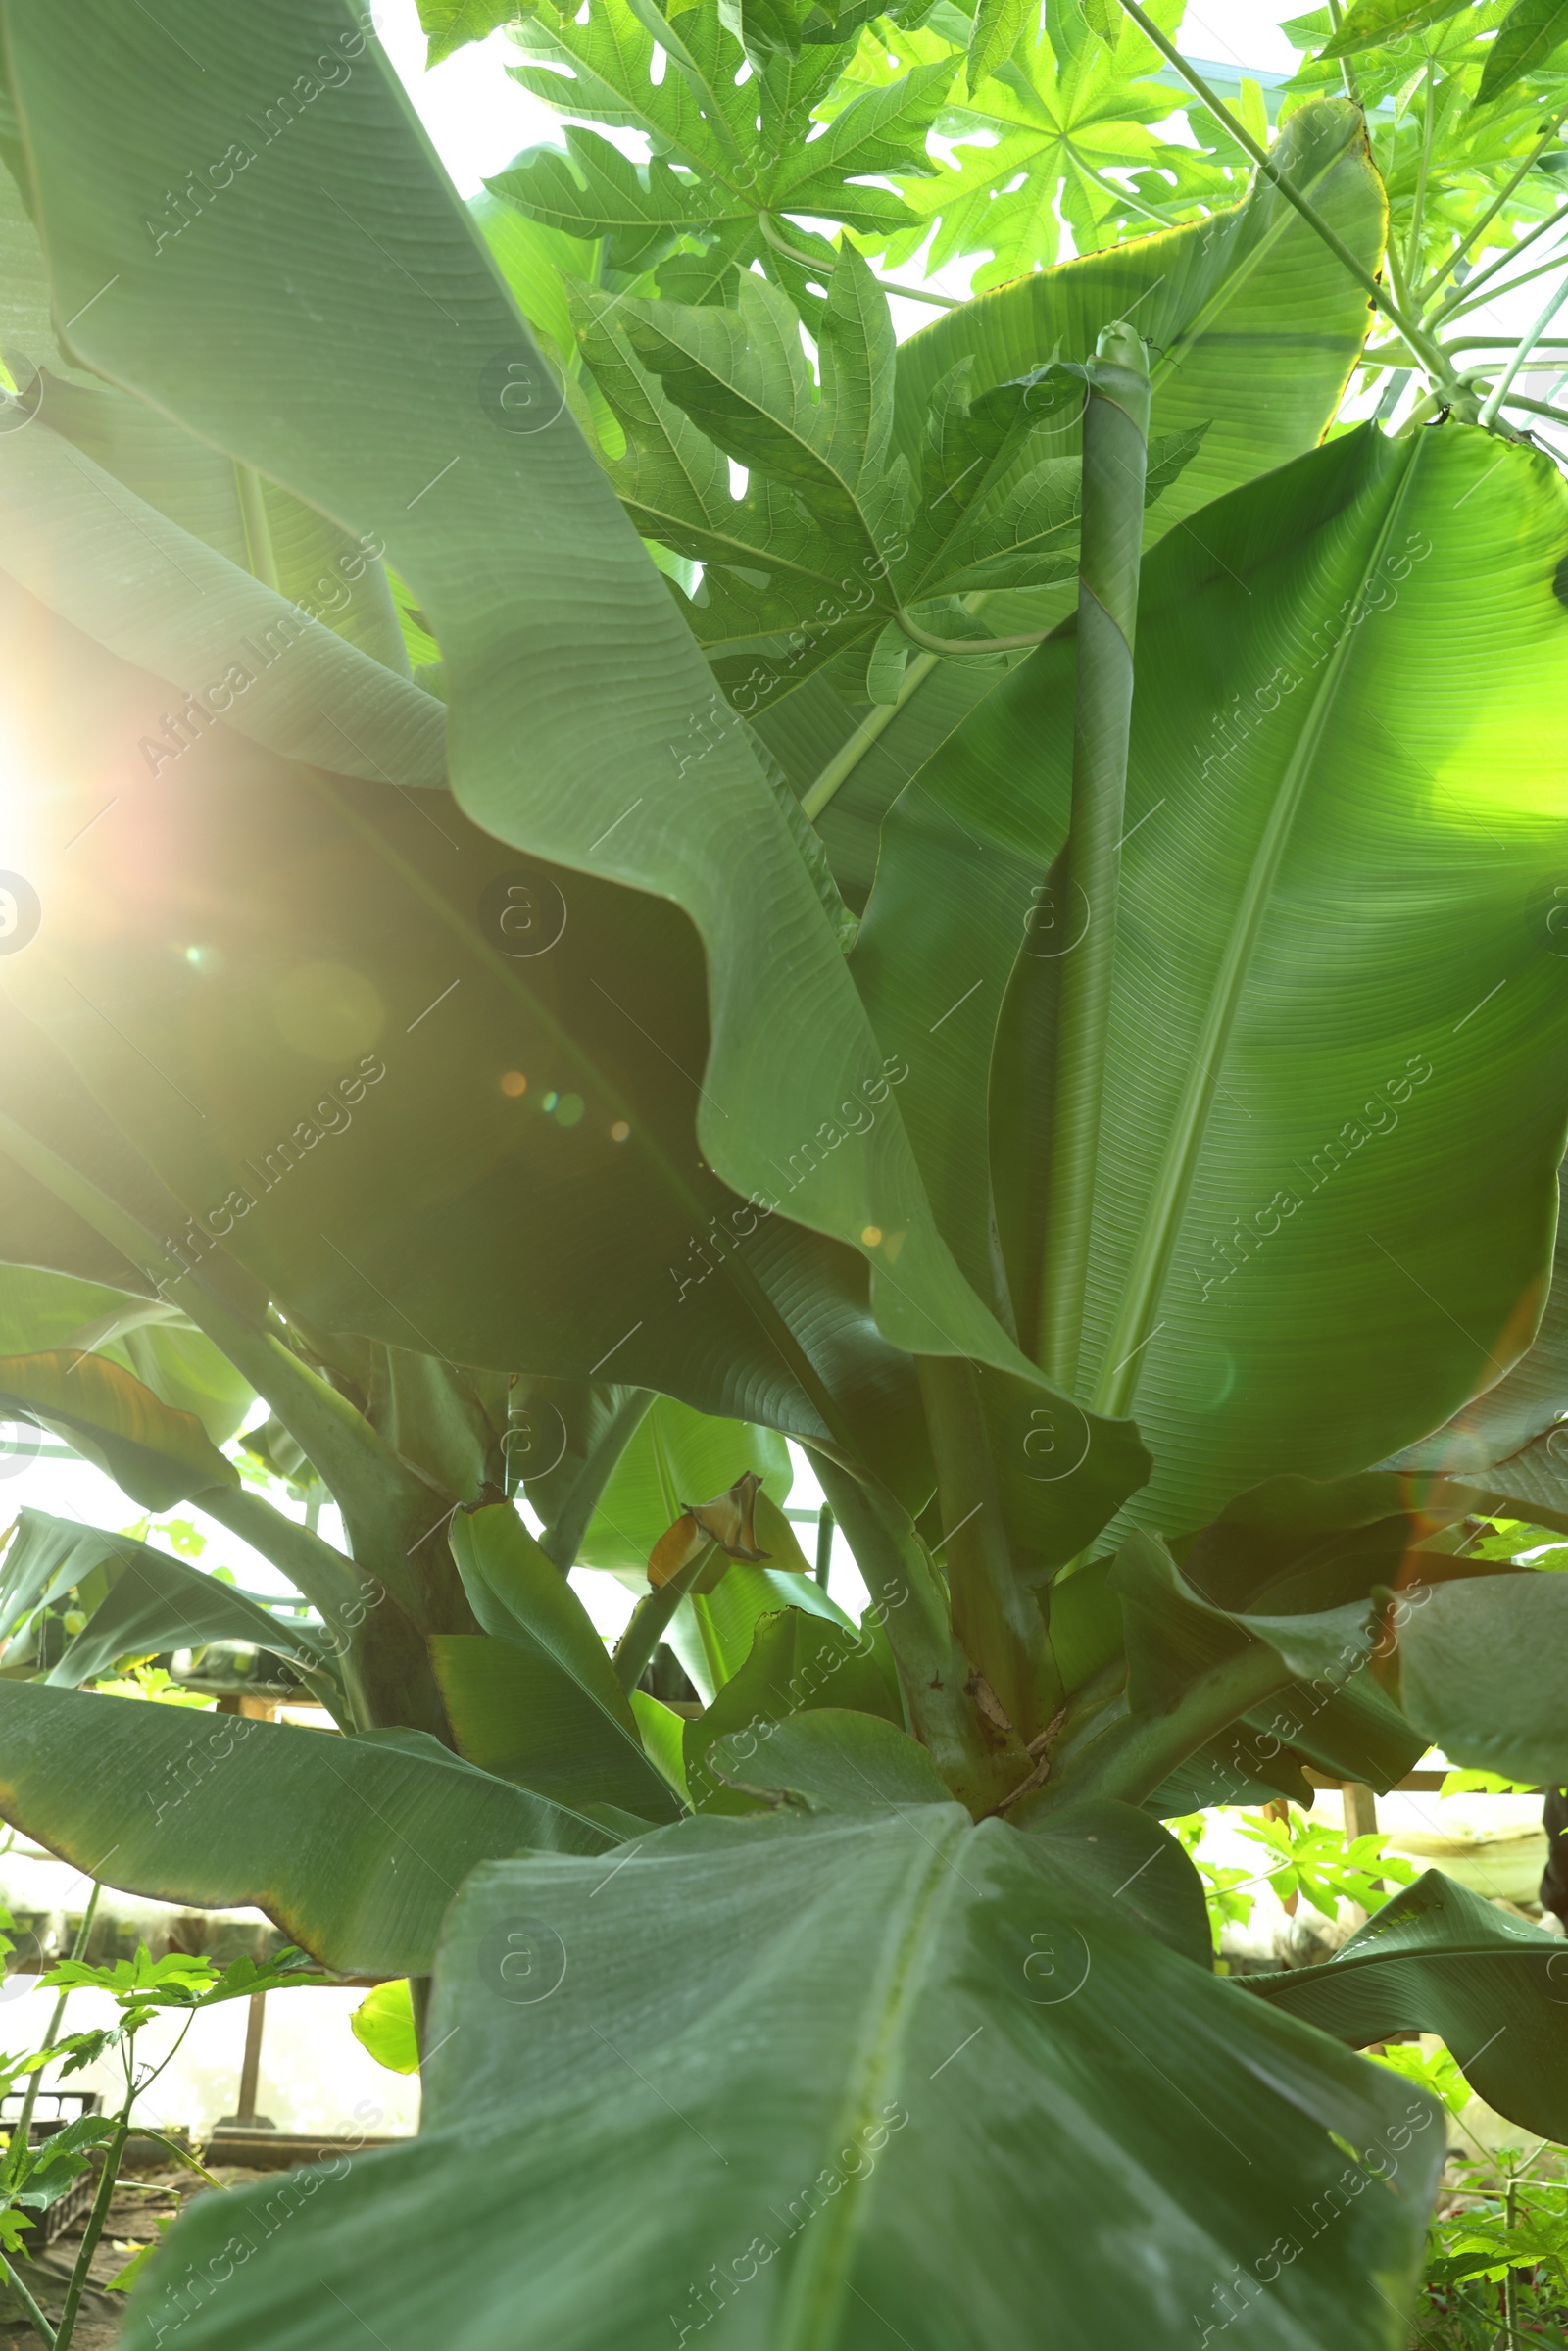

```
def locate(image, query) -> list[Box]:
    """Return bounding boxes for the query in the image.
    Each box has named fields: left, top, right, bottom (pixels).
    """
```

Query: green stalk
left=190, top=1484, right=360, bottom=1622
left=879, top=279, right=961, bottom=311
left=1403, top=67, right=1435, bottom=290
left=233, top=464, right=279, bottom=592
left=1479, top=269, right=1568, bottom=426
left=1324, top=0, right=1362, bottom=108
left=1419, top=114, right=1568, bottom=304
left=52, top=2106, right=132, bottom=2351
left=199, top=1485, right=453, bottom=1739
left=813, top=1506, right=834, bottom=1589
left=0, top=2258, right=56, bottom=2346
left=801, top=595, right=993, bottom=819
left=1115, top=0, right=1461, bottom=395
left=916, top=1357, right=1047, bottom=1739
left=612, top=1543, right=715, bottom=1694
left=1036, top=323, right=1150, bottom=1393
left=5, top=1886, right=101, bottom=2191
left=1038, top=1641, right=1292, bottom=1811
left=1441, top=245, right=1568, bottom=323
left=893, top=609, right=1053, bottom=656
left=804, top=1449, right=1012, bottom=1814
left=1431, top=200, right=1568, bottom=325
left=1444, top=335, right=1568, bottom=354
left=1467, top=385, right=1568, bottom=428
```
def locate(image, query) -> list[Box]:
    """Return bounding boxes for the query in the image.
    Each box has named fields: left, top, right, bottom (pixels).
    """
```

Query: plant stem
left=916, top=1357, right=1046, bottom=1739
left=880, top=279, right=961, bottom=310
left=1114, top=0, right=1460, bottom=393
left=233, top=463, right=279, bottom=591
left=894, top=608, right=1051, bottom=655
left=1426, top=335, right=1568, bottom=353
left=1466, top=384, right=1568, bottom=427
left=813, top=1506, right=834, bottom=1588
left=1039, top=1640, right=1293, bottom=1810
left=804, top=1448, right=1012, bottom=1813
left=1440, top=244, right=1568, bottom=324
left=612, top=1543, right=715, bottom=1693
left=757, top=212, right=830, bottom=273
left=1324, top=0, right=1362, bottom=108
left=0, top=2258, right=56, bottom=2347
left=801, top=594, right=994, bottom=820
left=1404, top=67, right=1435, bottom=290
left=1480, top=269, right=1568, bottom=424
left=1419, top=113, right=1568, bottom=303
left=6, top=1886, right=100, bottom=2189
left=1037, top=322, right=1150, bottom=1394
left=1431, top=199, right=1568, bottom=324
left=52, top=2107, right=131, bottom=2351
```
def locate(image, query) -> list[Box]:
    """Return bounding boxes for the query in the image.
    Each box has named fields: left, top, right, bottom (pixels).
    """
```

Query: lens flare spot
left=501, top=1070, right=527, bottom=1098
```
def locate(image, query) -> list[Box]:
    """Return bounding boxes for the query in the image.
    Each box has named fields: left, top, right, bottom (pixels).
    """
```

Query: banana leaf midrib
left=1246, top=1942, right=1557, bottom=1989
left=1090, top=430, right=1425, bottom=1421
left=771, top=1813, right=966, bottom=2348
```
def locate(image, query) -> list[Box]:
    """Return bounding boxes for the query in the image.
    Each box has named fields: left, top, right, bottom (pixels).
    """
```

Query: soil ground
left=0, top=2165, right=253, bottom=2348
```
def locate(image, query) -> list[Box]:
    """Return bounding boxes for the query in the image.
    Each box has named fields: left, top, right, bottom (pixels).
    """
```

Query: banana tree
left=0, top=2, right=1564, bottom=2346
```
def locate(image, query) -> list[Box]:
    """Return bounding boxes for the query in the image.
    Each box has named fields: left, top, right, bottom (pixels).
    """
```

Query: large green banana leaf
left=1243, top=1871, right=1568, bottom=2140
left=0, top=585, right=964, bottom=1506
left=1387, top=1567, right=1568, bottom=1782
left=0, top=1349, right=235, bottom=1510
left=0, top=1508, right=341, bottom=1704
left=441, top=1502, right=682, bottom=1818
left=854, top=420, right=1568, bottom=1533
left=0, top=1265, right=253, bottom=1443
left=118, top=1810, right=1440, bottom=2351
left=0, top=1680, right=612, bottom=1974
left=0, top=145, right=413, bottom=675
left=0, top=413, right=445, bottom=785
left=1390, top=1159, right=1568, bottom=1478
left=510, top=1378, right=652, bottom=1566
left=0, top=1, right=1106, bottom=1449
